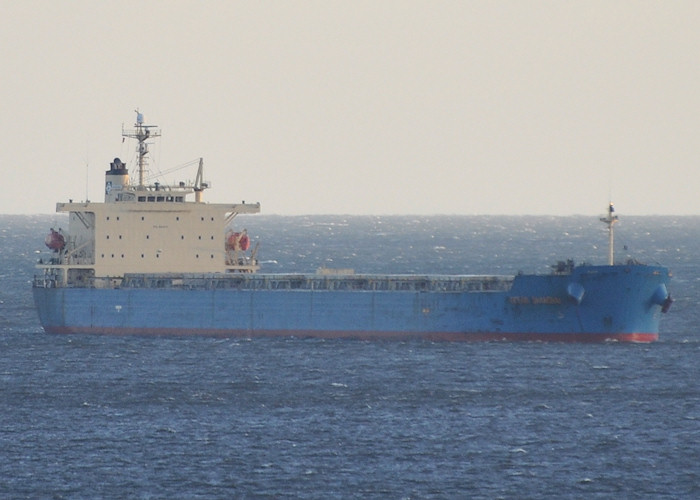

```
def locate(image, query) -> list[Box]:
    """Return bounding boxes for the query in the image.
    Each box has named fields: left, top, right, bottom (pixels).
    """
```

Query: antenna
left=599, top=202, right=619, bottom=265
left=122, top=109, right=161, bottom=188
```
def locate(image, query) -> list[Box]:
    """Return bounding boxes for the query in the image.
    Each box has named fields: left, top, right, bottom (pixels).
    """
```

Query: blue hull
left=33, top=264, right=671, bottom=342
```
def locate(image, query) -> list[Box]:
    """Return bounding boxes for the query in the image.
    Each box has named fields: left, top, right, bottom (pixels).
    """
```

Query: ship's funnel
left=105, top=157, right=130, bottom=202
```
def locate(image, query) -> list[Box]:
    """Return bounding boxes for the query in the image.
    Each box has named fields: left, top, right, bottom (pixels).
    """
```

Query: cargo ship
left=33, top=112, right=673, bottom=342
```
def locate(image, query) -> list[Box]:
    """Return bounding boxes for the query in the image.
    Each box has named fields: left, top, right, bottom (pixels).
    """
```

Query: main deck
left=83, top=273, right=516, bottom=293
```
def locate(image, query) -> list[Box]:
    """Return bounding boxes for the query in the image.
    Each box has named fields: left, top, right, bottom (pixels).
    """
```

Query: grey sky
left=2, top=1, right=698, bottom=215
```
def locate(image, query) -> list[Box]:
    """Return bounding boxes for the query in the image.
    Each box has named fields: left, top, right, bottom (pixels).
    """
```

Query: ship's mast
left=194, top=157, right=205, bottom=202
left=600, top=202, right=619, bottom=266
left=122, top=110, right=161, bottom=188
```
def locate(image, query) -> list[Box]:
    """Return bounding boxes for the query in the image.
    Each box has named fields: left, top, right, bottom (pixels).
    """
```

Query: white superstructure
left=38, top=111, right=260, bottom=287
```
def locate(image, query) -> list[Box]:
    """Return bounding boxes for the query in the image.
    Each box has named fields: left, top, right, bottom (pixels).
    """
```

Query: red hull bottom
left=41, top=327, right=659, bottom=343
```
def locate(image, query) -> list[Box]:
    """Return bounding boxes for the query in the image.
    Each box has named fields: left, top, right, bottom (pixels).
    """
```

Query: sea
left=1, top=214, right=698, bottom=499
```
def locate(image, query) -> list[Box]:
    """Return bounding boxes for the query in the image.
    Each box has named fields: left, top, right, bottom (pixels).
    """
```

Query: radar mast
left=122, top=110, right=161, bottom=188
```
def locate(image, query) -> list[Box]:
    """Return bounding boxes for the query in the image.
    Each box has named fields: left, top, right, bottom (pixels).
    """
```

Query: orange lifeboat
left=239, top=233, right=250, bottom=251
left=45, top=228, right=65, bottom=251
left=226, top=230, right=250, bottom=251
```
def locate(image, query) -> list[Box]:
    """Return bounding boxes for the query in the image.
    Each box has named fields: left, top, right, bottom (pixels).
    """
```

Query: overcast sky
left=2, top=1, right=698, bottom=215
